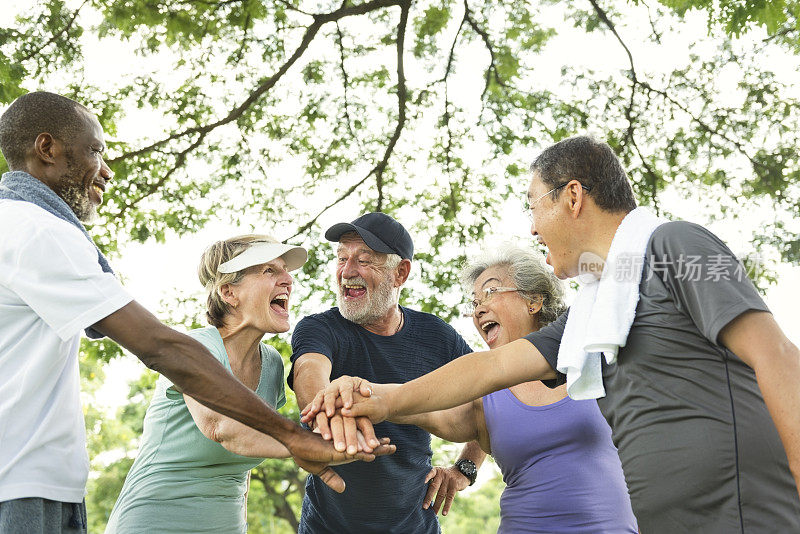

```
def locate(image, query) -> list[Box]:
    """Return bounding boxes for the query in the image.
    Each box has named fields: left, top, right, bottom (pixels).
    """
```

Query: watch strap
left=454, top=459, right=477, bottom=486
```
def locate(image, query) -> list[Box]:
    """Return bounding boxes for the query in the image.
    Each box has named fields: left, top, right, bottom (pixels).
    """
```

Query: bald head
left=0, top=91, right=92, bottom=170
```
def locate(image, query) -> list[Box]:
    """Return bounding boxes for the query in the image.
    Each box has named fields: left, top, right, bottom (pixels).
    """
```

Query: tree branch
left=285, top=175, right=372, bottom=242
left=463, top=1, right=505, bottom=101
left=274, top=0, right=314, bottom=17
left=283, top=1, right=410, bottom=239
left=762, top=25, right=796, bottom=44
left=640, top=80, right=755, bottom=164
left=107, top=0, right=403, bottom=165
left=587, top=0, right=638, bottom=147
left=629, top=135, right=661, bottom=214
left=441, top=6, right=467, bottom=174
left=375, top=0, right=410, bottom=212
left=335, top=22, right=363, bottom=152
left=250, top=469, right=300, bottom=531
left=437, top=5, right=466, bottom=85
left=232, top=12, right=253, bottom=63
left=20, top=0, right=88, bottom=63
left=634, top=0, right=663, bottom=44
left=586, top=3, right=761, bottom=177
left=114, top=133, right=207, bottom=220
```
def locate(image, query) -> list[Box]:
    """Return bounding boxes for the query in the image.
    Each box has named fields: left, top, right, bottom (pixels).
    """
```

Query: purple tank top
left=483, top=389, right=638, bottom=533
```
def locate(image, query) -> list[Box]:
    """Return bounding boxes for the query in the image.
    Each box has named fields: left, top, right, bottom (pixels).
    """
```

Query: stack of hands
left=301, top=376, right=470, bottom=515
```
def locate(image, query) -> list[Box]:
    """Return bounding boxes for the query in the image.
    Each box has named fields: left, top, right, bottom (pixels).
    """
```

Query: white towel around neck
left=556, top=207, right=667, bottom=400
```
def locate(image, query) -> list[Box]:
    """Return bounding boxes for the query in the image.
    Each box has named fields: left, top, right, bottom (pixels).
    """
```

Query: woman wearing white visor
left=107, top=235, right=324, bottom=532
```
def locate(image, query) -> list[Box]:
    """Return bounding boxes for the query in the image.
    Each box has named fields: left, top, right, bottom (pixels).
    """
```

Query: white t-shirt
left=0, top=199, right=132, bottom=502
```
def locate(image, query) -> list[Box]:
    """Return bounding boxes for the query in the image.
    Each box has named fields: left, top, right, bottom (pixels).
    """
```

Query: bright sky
left=2, top=2, right=798, bottom=408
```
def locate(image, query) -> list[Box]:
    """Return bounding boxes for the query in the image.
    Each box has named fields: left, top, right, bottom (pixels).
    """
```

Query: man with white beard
left=289, top=212, right=483, bottom=533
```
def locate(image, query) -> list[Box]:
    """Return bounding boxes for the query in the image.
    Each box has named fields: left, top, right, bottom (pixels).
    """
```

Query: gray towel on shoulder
left=0, top=170, right=113, bottom=339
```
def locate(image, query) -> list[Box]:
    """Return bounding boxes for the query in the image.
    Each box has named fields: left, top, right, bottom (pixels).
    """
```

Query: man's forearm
left=292, top=356, right=333, bottom=415
left=387, top=338, right=554, bottom=418
left=94, top=301, right=300, bottom=445
left=150, top=334, right=300, bottom=443
left=753, top=340, right=800, bottom=495
left=295, top=374, right=330, bottom=414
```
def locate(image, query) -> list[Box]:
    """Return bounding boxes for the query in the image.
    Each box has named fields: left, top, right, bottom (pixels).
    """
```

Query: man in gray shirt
left=306, top=136, right=800, bottom=533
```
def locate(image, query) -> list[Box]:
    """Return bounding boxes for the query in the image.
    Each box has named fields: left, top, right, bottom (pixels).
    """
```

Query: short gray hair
left=530, top=135, right=637, bottom=213
left=461, top=245, right=566, bottom=326
left=383, top=253, right=402, bottom=272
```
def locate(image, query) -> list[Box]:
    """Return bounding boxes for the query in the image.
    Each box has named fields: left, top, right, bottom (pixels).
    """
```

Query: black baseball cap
left=324, top=212, right=414, bottom=260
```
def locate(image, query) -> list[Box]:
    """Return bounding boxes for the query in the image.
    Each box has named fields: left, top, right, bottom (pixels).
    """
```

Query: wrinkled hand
left=339, top=388, right=391, bottom=424
left=310, top=422, right=379, bottom=457
left=300, top=375, right=391, bottom=427
left=301, top=375, right=374, bottom=421
left=288, top=427, right=396, bottom=493
left=303, top=397, right=378, bottom=455
left=422, top=466, right=470, bottom=516
left=301, top=376, right=380, bottom=454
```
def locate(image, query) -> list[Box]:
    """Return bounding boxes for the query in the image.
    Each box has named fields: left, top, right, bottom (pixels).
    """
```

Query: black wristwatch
left=454, top=459, right=478, bottom=486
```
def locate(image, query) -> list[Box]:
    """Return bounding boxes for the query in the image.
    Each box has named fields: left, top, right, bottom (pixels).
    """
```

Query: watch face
left=458, top=460, right=477, bottom=479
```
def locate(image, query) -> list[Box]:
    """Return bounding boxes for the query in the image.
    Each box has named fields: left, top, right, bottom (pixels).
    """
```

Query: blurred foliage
left=654, top=0, right=800, bottom=40
left=6, top=0, right=798, bottom=531
left=1, top=0, right=797, bottom=289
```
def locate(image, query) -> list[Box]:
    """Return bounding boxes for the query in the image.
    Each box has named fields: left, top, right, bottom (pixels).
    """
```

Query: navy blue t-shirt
left=289, top=306, right=472, bottom=534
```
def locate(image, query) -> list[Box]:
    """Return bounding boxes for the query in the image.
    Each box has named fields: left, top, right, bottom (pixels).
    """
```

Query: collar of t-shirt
left=0, top=170, right=114, bottom=339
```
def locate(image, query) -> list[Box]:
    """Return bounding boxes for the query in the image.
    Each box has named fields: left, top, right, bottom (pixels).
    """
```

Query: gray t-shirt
left=525, top=221, right=800, bottom=533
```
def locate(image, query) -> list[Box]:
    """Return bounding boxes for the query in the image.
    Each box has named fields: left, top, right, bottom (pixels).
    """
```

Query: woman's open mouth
left=270, top=294, right=289, bottom=316
left=481, top=321, right=501, bottom=346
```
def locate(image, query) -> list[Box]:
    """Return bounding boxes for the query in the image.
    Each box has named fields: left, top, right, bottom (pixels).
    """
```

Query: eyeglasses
left=462, top=286, right=522, bottom=317
left=523, top=182, right=592, bottom=220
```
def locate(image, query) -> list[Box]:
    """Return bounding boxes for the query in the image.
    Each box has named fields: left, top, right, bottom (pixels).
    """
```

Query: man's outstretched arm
left=94, top=301, right=299, bottom=440
left=93, top=300, right=394, bottom=492
left=324, top=338, right=556, bottom=423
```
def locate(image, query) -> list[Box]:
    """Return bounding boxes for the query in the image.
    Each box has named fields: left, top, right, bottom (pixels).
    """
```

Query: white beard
left=338, top=275, right=397, bottom=325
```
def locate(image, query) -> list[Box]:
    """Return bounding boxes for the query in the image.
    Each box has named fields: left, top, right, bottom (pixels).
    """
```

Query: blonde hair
left=198, top=234, right=277, bottom=327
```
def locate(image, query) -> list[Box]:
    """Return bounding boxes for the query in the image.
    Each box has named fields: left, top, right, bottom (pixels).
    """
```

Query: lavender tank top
left=483, top=389, right=638, bottom=533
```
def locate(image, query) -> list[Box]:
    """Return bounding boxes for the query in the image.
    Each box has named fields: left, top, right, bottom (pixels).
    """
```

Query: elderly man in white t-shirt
left=0, top=91, right=393, bottom=533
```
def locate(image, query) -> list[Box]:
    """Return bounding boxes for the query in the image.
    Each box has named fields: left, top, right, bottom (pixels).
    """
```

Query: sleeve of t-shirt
left=287, top=314, right=338, bottom=390
left=649, top=221, right=769, bottom=345
left=450, top=327, right=473, bottom=361
left=164, top=328, right=228, bottom=400
left=264, top=345, right=287, bottom=410
left=0, top=214, right=132, bottom=341
left=523, top=309, right=568, bottom=388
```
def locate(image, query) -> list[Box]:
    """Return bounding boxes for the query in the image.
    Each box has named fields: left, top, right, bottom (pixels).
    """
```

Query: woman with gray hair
left=395, top=245, right=638, bottom=532
left=105, top=234, right=390, bottom=533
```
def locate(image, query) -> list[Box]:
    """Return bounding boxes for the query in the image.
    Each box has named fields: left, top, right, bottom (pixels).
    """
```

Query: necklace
left=394, top=309, right=404, bottom=334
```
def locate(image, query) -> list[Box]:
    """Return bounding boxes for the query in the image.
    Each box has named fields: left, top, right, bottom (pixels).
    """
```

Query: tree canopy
left=2, top=2, right=798, bottom=307
left=2, top=0, right=799, bottom=531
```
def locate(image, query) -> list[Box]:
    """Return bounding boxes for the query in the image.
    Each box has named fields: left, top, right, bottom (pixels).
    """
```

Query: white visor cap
left=217, top=241, right=308, bottom=273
